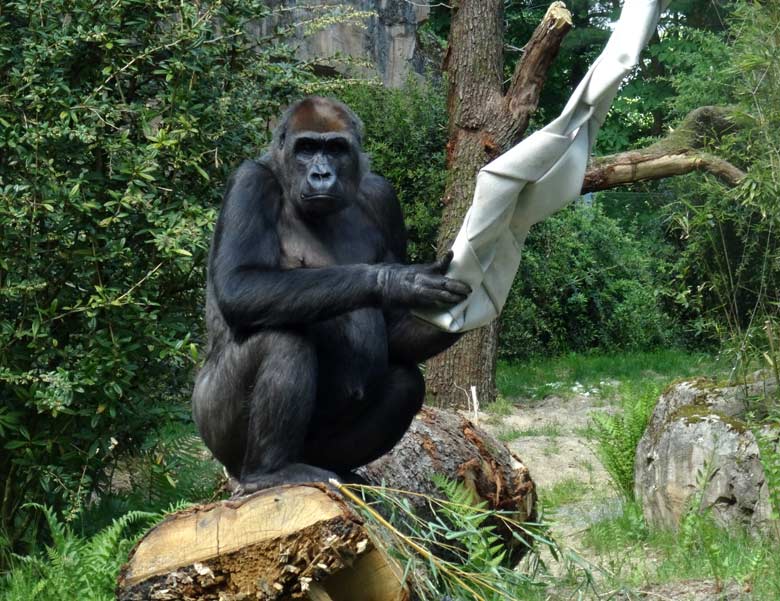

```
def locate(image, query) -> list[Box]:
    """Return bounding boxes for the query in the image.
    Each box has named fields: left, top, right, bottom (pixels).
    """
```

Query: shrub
left=335, top=78, right=448, bottom=263
left=0, top=504, right=163, bottom=601
left=499, top=202, right=674, bottom=360
left=0, top=0, right=311, bottom=555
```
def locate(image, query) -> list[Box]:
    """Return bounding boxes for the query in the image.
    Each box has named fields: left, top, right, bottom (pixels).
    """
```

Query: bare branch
left=582, top=106, right=748, bottom=193
left=583, top=150, right=746, bottom=193
left=504, top=2, right=572, bottom=143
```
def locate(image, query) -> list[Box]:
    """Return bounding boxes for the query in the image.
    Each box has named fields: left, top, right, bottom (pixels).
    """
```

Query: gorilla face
left=285, top=130, right=362, bottom=218
left=273, top=97, right=366, bottom=220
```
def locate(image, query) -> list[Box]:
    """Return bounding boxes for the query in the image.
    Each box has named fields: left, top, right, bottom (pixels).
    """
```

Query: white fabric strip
left=415, top=0, right=672, bottom=332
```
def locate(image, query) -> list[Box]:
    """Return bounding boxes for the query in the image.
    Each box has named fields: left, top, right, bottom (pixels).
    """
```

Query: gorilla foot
left=335, top=469, right=369, bottom=486
left=236, top=463, right=341, bottom=495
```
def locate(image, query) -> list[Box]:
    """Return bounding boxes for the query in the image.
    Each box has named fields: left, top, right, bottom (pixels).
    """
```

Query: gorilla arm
left=211, top=160, right=469, bottom=334
left=356, top=174, right=465, bottom=363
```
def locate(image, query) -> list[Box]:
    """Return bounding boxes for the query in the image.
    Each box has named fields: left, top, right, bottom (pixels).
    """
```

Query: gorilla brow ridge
left=273, top=97, right=365, bottom=149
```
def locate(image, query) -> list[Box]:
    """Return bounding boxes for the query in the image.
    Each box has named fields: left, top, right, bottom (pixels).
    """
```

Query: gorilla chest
left=277, top=207, right=388, bottom=389
left=278, top=208, right=382, bottom=268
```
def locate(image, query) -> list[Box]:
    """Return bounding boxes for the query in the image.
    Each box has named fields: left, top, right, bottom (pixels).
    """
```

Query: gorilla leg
left=193, top=331, right=337, bottom=490
left=302, top=364, right=425, bottom=473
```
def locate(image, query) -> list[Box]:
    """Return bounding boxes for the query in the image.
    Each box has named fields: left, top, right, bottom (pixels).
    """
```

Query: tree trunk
left=116, top=408, right=536, bottom=600
left=424, top=2, right=573, bottom=408
left=358, top=406, right=536, bottom=565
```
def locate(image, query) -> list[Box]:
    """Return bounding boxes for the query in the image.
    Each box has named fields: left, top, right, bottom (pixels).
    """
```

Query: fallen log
left=358, top=406, right=537, bottom=564
left=116, top=407, right=536, bottom=600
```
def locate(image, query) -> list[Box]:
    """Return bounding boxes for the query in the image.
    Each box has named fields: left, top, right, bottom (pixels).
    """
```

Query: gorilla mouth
left=301, top=193, right=339, bottom=202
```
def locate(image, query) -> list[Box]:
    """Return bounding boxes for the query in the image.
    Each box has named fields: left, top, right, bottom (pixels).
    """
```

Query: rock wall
left=255, top=0, right=433, bottom=88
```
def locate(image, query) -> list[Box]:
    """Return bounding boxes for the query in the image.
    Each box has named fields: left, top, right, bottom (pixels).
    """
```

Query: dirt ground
left=480, top=392, right=619, bottom=536
left=479, top=389, right=751, bottom=601
left=486, top=393, right=613, bottom=490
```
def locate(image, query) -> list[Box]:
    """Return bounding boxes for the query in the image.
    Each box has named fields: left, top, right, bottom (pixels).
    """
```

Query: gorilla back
left=192, top=97, right=471, bottom=492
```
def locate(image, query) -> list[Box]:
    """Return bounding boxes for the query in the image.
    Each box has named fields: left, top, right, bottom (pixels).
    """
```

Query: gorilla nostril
left=308, top=170, right=334, bottom=191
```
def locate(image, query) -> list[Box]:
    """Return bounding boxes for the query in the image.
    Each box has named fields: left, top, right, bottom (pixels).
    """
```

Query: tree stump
left=116, top=484, right=408, bottom=601
left=116, top=407, right=536, bottom=599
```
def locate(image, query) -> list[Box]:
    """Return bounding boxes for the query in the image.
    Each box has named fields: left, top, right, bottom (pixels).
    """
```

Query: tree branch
left=504, top=2, right=572, bottom=144
left=582, top=106, right=748, bottom=193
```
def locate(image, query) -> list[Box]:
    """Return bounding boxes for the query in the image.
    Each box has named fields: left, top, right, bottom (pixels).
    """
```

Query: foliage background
left=3, top=0, right=780, bottom=597
left=0, top=0, right=311, bottom=554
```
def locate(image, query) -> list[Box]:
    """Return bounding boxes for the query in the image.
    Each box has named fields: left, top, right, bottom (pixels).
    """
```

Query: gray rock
left=253, top=1, right=434, bottom=88
left=634, top=379, right=780, bottom=536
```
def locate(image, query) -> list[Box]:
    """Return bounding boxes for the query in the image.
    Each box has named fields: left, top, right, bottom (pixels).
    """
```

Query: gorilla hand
left=377, top=251, right=472, bottom=308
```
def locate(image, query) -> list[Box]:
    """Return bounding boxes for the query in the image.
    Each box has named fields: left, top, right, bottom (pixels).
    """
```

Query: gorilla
left=192, top=97, right=471, bottom=491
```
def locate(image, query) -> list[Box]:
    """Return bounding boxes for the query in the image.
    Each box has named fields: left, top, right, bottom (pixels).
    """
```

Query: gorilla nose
left=307, top=166, right=334, bottom=193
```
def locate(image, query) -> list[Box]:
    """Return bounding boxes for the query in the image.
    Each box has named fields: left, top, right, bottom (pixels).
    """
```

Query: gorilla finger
left=416, top=275, right=461, bottom=295
left=420, top=288, right=467, bottom=306
left=443, top=278, right=472, bottom=297
left=424, top=275, right=470, bottom=298
left=435, top=290, right=468, bottom=305
left=431, top=250, right=455, bottom=274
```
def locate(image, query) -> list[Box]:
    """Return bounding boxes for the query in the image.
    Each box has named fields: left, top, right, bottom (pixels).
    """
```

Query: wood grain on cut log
left=116, top=485, right=409, bottom=601
left=358, top=406, right=537, bottom=564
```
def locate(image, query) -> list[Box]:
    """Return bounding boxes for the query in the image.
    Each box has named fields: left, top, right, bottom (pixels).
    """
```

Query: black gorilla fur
left=192, top=97, right=470, bottom=491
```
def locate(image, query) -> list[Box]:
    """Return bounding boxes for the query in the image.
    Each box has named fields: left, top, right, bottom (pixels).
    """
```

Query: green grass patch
left=497, top=348, right=719, bottom=401
left=583, top=503, right=780, bottom=599
left=539, top=478, right=591, bottom=510
left=497, top=422, right=563, bottom=441
left=484, top=395, right=516, bottom=417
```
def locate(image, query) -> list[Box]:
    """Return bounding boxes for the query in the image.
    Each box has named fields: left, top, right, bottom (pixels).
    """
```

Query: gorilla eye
left=294, top=139, right=320, bottom=157
left=324, top=139, right=349, bottom=156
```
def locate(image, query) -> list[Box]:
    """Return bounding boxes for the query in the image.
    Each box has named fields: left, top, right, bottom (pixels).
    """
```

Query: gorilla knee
left=393, top=364, right=425, bottom=412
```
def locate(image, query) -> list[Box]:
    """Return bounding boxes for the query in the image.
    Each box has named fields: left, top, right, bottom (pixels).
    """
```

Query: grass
left=497, top=422, right=563, bottom=441
left=484, top=395, right=516, bottom=417
left=497, top=348, right=720, bottom=401
left=485, top=349, right=780, bottom=599
left=538, top=478, right=592, bottom=510
left=582, top=502, right=780, bottom=599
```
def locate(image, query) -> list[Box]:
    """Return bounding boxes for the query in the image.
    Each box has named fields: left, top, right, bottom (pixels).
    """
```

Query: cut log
left=116, top=484, right=409, bottom=601
left=358, top=406, right=537, bottom=564
left=116, top=408, right=536, bottom=599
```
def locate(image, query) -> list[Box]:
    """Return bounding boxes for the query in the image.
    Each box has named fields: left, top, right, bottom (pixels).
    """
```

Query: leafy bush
left=0, top=0, right=311, bottom=554
left=499, top=202, right=674, bottom=360
left=335, top=78, right=448, bottom=263
left=660, top=3, right=780, bottom=369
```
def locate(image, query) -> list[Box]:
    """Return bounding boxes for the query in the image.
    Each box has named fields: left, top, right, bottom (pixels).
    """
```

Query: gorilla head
left=272, top=97, right=369, bottom=218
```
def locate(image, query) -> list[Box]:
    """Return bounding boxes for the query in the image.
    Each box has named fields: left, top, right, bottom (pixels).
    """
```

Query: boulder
left=634, top=378, right=780, bottom=536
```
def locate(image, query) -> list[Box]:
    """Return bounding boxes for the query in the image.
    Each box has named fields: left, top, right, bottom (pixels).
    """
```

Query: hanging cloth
left=415, top=0, right=673, bottom=332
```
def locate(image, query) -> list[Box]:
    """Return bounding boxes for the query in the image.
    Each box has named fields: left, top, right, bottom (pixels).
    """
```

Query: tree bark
left=116, top=408, right=536, bottom=599
left=358, top=407, right=537, bottom=565
left=583, top=150, right=745, bottom=192
left=424, top=1, right=573, bottom=409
